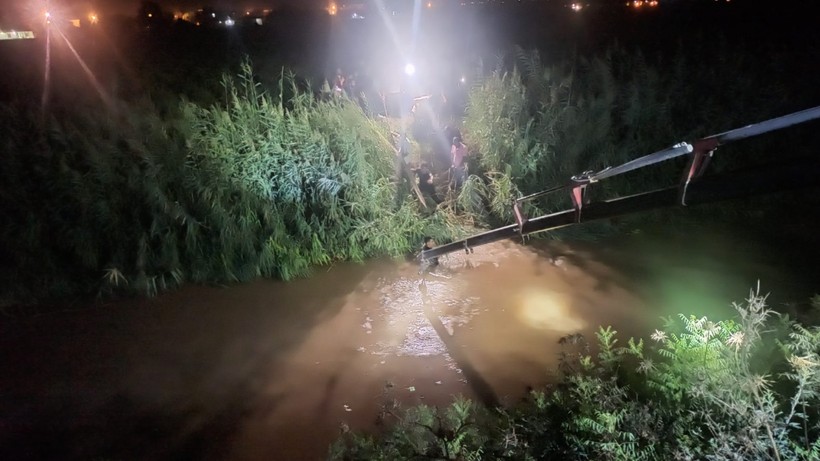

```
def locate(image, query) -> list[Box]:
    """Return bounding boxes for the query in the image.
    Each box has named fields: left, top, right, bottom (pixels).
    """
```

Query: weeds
left=332, top=288, right=820, bottom=460
left=0, top=63, right=463, bottom=302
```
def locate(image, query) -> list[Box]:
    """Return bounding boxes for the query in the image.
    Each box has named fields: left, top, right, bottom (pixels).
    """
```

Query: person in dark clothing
left=444, top=125, right=463, bottom=150
left=415, top=162, right=441, bottom=204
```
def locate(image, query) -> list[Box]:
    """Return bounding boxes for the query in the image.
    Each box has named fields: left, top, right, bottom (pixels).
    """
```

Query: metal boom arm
left=421, top=106, right=820, bottom=262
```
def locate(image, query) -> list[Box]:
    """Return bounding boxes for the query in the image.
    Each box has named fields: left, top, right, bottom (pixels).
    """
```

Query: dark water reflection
left=1, top=234, right=815, bottom=460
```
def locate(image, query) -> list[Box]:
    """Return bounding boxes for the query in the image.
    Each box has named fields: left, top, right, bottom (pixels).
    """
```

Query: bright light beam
left=410, top=0, right=423, bottom=57
left=370, top=0, right=413, bottom=75
left=41, top=26, right=51, bottom=119
left=55, top=27, right=113, bottom=109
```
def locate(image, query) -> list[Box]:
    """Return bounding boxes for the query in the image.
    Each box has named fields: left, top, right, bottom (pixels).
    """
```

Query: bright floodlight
left=404, top=63, right=416, bottom=76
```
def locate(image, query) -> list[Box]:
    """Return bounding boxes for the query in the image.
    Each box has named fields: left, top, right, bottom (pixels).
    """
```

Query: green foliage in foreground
left=331, top=289, right=820, bottom=460
left=0, top=64, right=460, bottom=303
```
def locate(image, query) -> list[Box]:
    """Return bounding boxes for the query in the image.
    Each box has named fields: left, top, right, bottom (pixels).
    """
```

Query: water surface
left=1, top=234, right=811, bottom=460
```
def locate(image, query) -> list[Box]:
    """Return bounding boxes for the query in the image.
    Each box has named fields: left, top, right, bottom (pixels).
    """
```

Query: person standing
left=451, top=137, right=468, bottom=190
left=415, top=162, right=441, bottom=204
left=332, top=68, right=345, bottom=97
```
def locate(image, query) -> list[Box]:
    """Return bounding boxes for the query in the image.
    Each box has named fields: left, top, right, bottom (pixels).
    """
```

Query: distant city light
left=0, top=30, right=36, bottom=40
left=629, top=0, right=659, bottom=7
left=225, top=17, right=235, bottom=26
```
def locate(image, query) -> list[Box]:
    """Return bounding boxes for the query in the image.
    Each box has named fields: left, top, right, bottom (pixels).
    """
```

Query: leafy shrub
left=331, top=287, right=820, bottom=460
left=461, top=42, right=814, bottom=237
left=0, top=63, right=463, bottom=303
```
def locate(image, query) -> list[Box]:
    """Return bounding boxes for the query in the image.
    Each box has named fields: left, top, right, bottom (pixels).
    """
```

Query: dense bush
left=0, top=64, right=462, bottom=303
left=459, top=41, right=820, bottom=235
left=331, top=288, right=820, bottom=460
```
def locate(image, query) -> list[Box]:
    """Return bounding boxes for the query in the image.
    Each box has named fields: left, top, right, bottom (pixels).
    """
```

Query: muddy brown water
left=0, top=235, right=813, bottom=461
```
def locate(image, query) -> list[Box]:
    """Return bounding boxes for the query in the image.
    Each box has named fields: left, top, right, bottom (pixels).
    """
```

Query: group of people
left=331, top=68, right=374, bottom=112
left=414, top=135, right=469, bottom=204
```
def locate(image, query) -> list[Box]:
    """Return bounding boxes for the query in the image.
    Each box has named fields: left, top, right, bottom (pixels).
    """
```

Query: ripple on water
left=354, top=274, right=483, bottom=364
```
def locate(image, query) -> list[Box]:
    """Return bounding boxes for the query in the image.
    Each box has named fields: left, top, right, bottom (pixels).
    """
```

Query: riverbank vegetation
left=331, top=288, right=820, bottom=460
left=2, top=2, right=819, bottom=306
left=0, top=64, right=466, bottom=304
left=458, top=40, right=820, bottom=238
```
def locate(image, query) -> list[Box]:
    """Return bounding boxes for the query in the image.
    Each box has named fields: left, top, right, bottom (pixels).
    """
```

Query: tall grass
left=461, top=42, right=811, bottom=237
left=0, top=64, right=461, bottom=303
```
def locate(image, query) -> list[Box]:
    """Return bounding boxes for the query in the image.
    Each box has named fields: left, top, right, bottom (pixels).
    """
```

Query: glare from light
left=88, top=13, right=99, bottom=24
left=225, top=17, right=235, bottom=26
left=328, top=2, right=338, bottom=15
left=147, top=13, right=153, bottom=18
left=460, top=76, right=466, bottom=83
left=368, top=0, right=412, bottom=91
left=517, top=288, right=586, bottom=332
left=53, top=27, right=113, bottom=109
left=404, top=63, right=416, bottom=76
left=41, top=25, right=51, bottom=118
